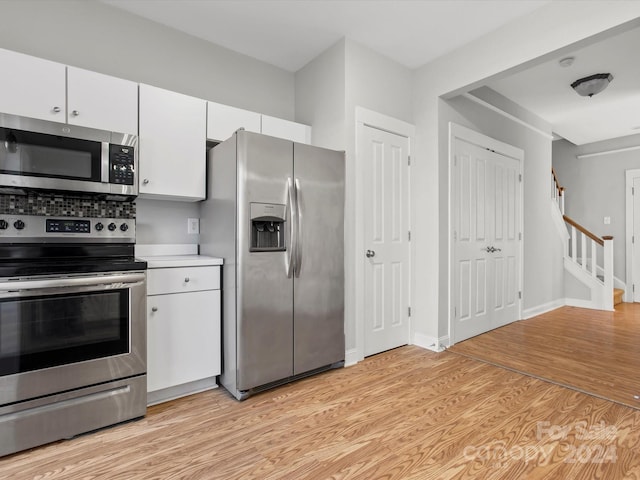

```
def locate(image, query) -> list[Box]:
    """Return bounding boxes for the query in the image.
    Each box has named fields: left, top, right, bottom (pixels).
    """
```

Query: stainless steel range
left=0, top=215, right=147, bottom=457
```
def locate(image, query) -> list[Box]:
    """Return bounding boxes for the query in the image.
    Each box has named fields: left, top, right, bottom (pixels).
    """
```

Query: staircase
left=552, top=169, right=622, bottom=311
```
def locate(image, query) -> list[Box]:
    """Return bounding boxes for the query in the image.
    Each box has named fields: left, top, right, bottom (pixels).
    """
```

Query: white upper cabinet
left=261, top=115, right=311, bottom=144
left=0, top=48, right=66, bottom=122
left=0, top=48, right=138, bottom=134
left=207, top=102, right=261, bottom=142
left=138, top=84, right=207, bottom=201
left=67, top=66, right=138, bottom=134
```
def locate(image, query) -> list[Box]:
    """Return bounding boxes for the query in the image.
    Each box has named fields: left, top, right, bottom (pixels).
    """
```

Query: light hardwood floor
left=1, top=344, right=639, bottom=479
left=449, top=303, right=640, bottom=410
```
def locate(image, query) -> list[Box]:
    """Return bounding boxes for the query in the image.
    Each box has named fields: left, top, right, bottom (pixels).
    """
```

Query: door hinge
left=408, top=230, right=411, bottom=241
left=408, top=307, right=411, bottom=317
left=408, top=155, right=411, bottom=166
left=518, top=291, right=522, bottom=299
left=634, top=284, right=635, bottom=292
left=454, top=307, right=457, bottom=318
left=453, top=230, right=457, bottom=241
left=633, top=187, right=635, bottom=195
left=633, top=236, right=635, bottom=244
left=519, top=232, right=522, bottom=241
left=519, top=174, right=522, bottom=182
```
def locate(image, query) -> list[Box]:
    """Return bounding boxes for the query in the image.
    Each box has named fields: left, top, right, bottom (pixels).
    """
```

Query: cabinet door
left=139, top=84, right=207, bottom=200
left=261, top=115, right=311, bottom=144
left=207, top=102, right=261, bottom=142
left=147, top=290, right=221, bottom=393
left=67, top=66, right=138, bottom=134
left=0, top=48, right=66, bottom=122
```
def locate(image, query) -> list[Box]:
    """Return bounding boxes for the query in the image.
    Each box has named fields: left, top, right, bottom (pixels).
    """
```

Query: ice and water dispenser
left=249, top=202, right=286, bottom=252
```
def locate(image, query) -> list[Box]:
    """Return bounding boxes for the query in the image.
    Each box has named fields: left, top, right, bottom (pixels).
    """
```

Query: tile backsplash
left=0, top=192, right=136, bottom=219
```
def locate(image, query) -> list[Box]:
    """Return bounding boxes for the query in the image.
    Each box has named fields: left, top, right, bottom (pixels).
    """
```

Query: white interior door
left=452, top=135, right=521, bottom=343
left=362, top=125, right=410, bottom=356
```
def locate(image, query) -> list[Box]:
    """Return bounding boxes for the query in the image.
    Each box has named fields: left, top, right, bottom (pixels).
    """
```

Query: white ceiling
left=487, top=26, right=640, bottom=145
left=102, top=0, right=548, bottom=71
left=102, top=0, right=637, bottom=146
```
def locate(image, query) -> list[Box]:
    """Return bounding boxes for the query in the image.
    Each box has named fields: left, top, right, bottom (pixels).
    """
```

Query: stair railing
left=563, top=215, right=614, bottom=310
left=552, top=168, right=565, bottom=214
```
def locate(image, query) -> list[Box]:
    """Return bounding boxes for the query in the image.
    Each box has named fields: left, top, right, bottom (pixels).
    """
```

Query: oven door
left=0, top=272, right=146, bottom=406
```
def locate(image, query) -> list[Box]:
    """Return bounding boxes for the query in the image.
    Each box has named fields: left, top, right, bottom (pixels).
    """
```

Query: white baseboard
left=147, top=377, right=218, bottom=406
left=412, top=333, right=448, bottom=352
left=522, top=298, right=565, bottom=319
left=565, top=297, right=614, bottom=312
left=344, top=348, right=360, bottom=367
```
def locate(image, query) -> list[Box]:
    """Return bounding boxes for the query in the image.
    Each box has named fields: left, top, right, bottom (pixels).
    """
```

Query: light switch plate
left=604, top=216, right=611, bottom=225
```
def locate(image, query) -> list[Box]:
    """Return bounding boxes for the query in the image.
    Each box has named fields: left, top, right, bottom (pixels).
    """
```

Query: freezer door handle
left=294, top=178, right=303, bottom=278
left=286, top=177, right=296, bottom=278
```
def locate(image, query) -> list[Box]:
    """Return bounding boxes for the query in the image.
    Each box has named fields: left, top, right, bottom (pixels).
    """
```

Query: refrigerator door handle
left=286, top=176, right=297, bottom=278
left=294, top=178, right=303, bottom=278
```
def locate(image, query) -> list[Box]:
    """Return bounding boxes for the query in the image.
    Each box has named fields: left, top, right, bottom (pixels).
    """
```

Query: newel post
left=603, top=236, right=614, bottom=311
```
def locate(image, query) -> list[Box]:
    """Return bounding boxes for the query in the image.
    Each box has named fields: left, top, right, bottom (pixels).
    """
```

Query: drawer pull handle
left=184, top=277, right=190, bottom=283
left=151, top=306, right=158, bottom=312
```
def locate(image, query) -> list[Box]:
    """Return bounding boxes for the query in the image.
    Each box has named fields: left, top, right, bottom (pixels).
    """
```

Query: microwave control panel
left=109, top=145, right=135, bottom=186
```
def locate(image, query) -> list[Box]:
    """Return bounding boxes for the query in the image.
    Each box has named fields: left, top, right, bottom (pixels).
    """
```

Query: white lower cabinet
left=146, top=264, right=221, bottom=405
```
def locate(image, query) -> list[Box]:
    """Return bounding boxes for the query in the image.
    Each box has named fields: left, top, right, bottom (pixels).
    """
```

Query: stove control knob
left=14, top=220, right=25, bottom=230
left=108, top=222, right=117, bottom=231
left=95, top=222, right=104, bottom=231
left=120, top=223, right=129, bottom=232
left=0, top=219, right=8, bottom=230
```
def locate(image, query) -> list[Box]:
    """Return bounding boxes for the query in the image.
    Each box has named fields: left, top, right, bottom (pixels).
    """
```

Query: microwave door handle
left=101, top=142, right=110, bottom=183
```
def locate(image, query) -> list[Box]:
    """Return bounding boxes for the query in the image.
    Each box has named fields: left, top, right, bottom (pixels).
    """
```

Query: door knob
left=366, top=249, right=376, bottom=258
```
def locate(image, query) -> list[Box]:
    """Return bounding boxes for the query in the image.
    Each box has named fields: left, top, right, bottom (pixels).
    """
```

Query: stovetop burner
left=0, top=243, right=147, bottom=277
left=0, top=215, right=146, bottom=277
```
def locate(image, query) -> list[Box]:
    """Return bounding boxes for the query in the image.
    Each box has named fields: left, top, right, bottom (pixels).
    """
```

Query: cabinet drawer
left=147, top=266, right=220, bottom=295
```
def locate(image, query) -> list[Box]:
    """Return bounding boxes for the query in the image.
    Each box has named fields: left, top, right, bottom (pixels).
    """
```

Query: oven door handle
left=0, top=272, right=146, bottom=296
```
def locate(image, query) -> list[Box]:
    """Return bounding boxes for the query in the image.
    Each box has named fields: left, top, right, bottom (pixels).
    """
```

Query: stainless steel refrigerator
left=200, top=130, right=345, bottom=400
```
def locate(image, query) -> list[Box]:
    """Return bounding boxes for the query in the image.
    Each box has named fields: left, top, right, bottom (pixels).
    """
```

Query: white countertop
left=140, top=254, right=223, bottom=269
left=139, top=255, right=222, bottom=268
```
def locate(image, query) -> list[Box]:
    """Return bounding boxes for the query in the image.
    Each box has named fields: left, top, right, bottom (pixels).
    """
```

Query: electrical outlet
left=187, top=218, right=200, bottom=234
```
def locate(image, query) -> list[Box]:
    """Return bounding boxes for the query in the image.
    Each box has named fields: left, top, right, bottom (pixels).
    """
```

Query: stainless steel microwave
left=0, top=113, right=137, bottom=199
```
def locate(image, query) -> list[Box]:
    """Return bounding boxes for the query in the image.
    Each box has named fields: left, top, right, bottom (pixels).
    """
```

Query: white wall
left=553, top=134, right=640, bottom=281
left=295, top=40, right=346, bottom=151
left=136, top=198, right=200, bottom=245
left=439, top=93, right=564, bottom=335
left=0, top=0, right=297, bottom=246
left=344, top=40, right=413, bottom=356
left=0, top=0, right=294, bottom=118
left=412, top=3, right=640, bottom=341
left=295, top=38, right=413, bottom=356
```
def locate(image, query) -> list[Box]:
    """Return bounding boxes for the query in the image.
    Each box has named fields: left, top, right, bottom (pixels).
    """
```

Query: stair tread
left=614, top=288, right=624, bottom=306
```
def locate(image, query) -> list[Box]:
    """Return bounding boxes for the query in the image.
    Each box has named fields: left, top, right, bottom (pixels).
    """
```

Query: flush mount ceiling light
left=571, top=73, right=613, bottom=98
